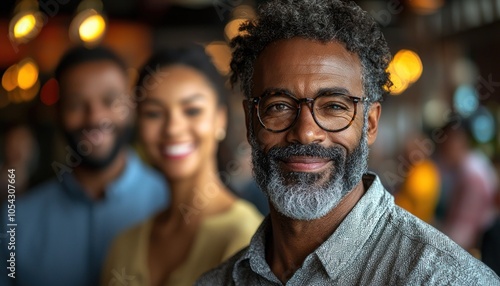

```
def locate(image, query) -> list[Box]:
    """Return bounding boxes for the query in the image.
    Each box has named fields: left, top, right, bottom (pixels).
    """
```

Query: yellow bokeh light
left=13, top=13, right=37, bottom=39
left=2, top=65, right=19, bottom=92
left=393, top=49, right=423, bottom=84
left=17, top=59, right=39, bottom=90
left=224, top=19, right=247, bottom=41
left=79, top=14, right=106, bottom=42
left=205, top=42, right=232, bottom=75
left=387, top=61, right=409, bottom=95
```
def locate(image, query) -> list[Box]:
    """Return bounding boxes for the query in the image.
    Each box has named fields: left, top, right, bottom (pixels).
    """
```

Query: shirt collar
left=315, top=173, right=392, bottom=280
left=60, top=149, right=142, bottom=201
left=233, top=216, right=282, bottom=284
left=233, top=173, right=393, bottom=282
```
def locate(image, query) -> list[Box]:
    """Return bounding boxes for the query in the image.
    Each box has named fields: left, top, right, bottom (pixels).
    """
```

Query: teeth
left=163, top=143, right=194, bottom=156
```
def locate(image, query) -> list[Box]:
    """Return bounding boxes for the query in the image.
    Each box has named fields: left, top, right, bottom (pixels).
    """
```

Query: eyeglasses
left=249, top=90, right=369, bottom=133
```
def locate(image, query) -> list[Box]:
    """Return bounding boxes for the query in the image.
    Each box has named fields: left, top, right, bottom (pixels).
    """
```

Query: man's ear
left=367, top=102, right=381, bottom=145
left=242, top=100, right=251, bottom=143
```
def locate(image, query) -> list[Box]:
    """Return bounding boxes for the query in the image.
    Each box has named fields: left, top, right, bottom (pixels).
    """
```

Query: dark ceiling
left=1, top=0, right=416, bottom=27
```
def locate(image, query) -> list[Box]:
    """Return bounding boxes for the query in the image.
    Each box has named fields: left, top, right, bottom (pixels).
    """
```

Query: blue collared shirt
left=197, top=173, right=500, bottom=285
left=1, top=150, right=168, bottom=286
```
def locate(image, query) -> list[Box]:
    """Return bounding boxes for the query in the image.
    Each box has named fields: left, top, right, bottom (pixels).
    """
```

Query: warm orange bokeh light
left=224, top=19, right=247, bottom=41
left=17, top=58, right=39, bottom=90
left=386, top=49, right=423, bottom=95
left=2, top=65, right=19, bottom=92
left=393, top=49, right=423, bottom=84
left=386, top=61, right=409, bottom=95
left=205, top=42, right=232, bottom=75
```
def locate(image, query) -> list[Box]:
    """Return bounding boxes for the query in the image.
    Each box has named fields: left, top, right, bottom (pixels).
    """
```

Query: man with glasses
left=197, top=0, right=499, bottom=285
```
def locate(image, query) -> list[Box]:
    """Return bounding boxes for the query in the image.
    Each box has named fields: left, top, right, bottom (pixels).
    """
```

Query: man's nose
left=285, top=104, right=326, bottom=145
left=86, top=103, right=108, bottom=127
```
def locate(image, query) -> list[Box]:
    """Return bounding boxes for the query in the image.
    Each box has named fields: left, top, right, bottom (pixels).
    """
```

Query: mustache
left=266, top=143, right=345, bottom=161
left=67, top=124, right=117, bottom=136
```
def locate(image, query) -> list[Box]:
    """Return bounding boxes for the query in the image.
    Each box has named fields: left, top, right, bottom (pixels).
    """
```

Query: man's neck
left=266, top=180, right=366, bottom=283
left=73, top=149, right=127, bottom=200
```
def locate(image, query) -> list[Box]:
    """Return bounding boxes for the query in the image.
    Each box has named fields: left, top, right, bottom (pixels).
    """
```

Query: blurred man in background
left=1, top=46, right=168, bottom=286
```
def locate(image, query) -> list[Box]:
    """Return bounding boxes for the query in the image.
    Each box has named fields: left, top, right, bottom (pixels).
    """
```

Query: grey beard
left=249, top=113, right=369, bottom=221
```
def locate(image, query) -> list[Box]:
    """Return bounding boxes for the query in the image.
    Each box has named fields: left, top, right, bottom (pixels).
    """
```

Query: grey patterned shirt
left=196, top=173, right=500, bottom=285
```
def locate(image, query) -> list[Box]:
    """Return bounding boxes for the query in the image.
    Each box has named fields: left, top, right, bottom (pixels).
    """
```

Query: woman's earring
left=215, top=129, right=226, bottom=141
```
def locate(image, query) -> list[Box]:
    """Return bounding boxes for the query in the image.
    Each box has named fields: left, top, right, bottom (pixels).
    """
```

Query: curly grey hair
left=230, top=0, right=392, bottom=102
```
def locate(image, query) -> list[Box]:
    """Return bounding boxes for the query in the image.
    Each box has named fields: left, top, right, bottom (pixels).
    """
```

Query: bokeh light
left=205, top=41, right=232, bottom=75
left=17, top=58, right=39, bottom=90
left=79, top=13, right=106, bottom=42
left=386, top=49, right=422, bottom=95
left=393, top=50, right=423, bottom=84
left=9, top=9, right=43, bottom=43
left=453, top=84, right=479, bottom=117
left=407, top=0, right=444, bottom=15
left=423, top=98, right=449, bottom=128
left=470, top=108, right=495, bottom=143
left=2, top=64, right=19, bottom=92
left=70, top=8, right=106, bottom=45
left=13, top=14, right=36, bottom=39
left=386, top=60, right=409, bottom=95
left=40, top=78, right=60, bottom=106
left=224, top=19, right=247, bottom=41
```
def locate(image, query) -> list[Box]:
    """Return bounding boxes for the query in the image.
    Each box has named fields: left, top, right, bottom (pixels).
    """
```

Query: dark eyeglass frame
left=248, top=91, right=370, bottom=133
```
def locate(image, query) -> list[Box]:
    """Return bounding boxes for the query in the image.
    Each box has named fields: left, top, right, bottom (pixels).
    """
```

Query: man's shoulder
left=17, top=178, right=64, bottom=208
left=383, top=205, right=500, bottom=283
left=195, top=247, right=248, bottom=286
left=125, top=151, right=166, bottom=187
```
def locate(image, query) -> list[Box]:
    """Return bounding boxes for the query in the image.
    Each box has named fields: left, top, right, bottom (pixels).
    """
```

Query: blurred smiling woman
left=101, top=46, right=262, bottom=286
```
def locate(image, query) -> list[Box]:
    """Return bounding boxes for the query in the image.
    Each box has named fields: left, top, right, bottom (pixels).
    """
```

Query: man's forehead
left=256, top=38, right=360, bottom=66
left=60, top=61, right=127, bottom=94
left=252, top=38, right=363, bottom=94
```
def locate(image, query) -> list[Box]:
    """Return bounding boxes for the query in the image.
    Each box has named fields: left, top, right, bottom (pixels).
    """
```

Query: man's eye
left=65, top=102, right=84, bottom=111
left=103, top=97, right=115, bottom=107
left=271, top=103, right=290, bottom=111
left=185, top=108, right=202, bottom=117
left=326, top=103, right=346, bottom=110
left=143, top=111, right=162, bottom=119
left=264, top=103, right=294, bottom=115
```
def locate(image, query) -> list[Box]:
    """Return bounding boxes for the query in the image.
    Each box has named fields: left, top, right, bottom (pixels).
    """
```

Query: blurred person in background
left=0, top=46, right=168, bottom=286
left=0, top=123, right=39, bottom=200
left=436, top=121, right=498, bottom=252
left=101, top=46, right=263, bottom=286
left=394, top=133, right=441, bottom=224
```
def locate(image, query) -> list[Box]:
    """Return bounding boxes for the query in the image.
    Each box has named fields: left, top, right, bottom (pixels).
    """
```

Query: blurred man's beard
left=62, top=124, right=133, bottom=170
left=249, top=116, right=369, bottom=221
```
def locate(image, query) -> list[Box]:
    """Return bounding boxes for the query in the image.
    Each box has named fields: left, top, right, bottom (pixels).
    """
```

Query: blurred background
left=0, top=0, right=499, bottom=262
